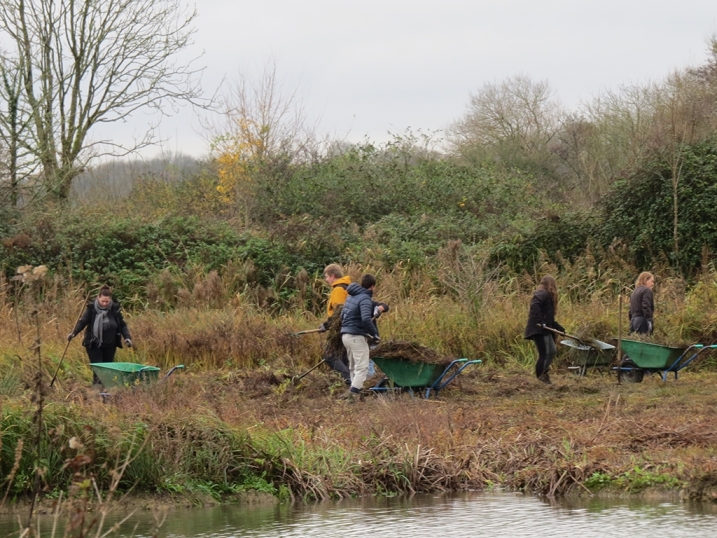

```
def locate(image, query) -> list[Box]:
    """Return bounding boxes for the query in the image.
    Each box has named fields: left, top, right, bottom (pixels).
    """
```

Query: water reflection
left=2, top=492, right=717, bottom=537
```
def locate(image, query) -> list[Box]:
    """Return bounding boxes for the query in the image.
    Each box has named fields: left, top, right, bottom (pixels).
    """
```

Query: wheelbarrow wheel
left=620, top=357, right=644, bottom=383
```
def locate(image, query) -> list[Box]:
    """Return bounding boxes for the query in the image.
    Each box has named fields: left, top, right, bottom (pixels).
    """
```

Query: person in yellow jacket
left=319, top=264, right=352, bottom=384
left=323, top=264, right=351, bottom=318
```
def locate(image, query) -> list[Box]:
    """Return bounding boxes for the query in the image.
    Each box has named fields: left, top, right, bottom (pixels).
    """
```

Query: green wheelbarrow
left=369, top=357, right=481, bottom=398
left=90, top=362, right=184, bottom=388
left=616, top=340, right=717, bottom=382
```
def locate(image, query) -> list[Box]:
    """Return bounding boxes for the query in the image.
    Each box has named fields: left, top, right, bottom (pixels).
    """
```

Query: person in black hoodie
left=524, top=275, right=564, bottom=384
left=340, top=274, right=379, bottom=400
left=68, top=285, right=133, bottom=384
left=629, top=271, right=655, bottom=335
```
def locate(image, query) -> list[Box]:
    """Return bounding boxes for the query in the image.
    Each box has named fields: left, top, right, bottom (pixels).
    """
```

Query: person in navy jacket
left=340, top=274, right=379, bottom=399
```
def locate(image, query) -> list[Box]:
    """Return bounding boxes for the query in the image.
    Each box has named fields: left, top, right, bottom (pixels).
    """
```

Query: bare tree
left=207, top=61, right=320, bottom=226
left=649, top=66, right=716, bottom=262
left=0, top=55, right=39, bottom=207
left=448, top=75, right=563, bottom=178
left=210, top=61, right=319, bottom=163
left=0, top=0, right=203, bottom=201
left=552, top=84, right=660, bottom=204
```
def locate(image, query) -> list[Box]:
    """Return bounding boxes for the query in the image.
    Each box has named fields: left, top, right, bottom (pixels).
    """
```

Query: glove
left=318, top=323, right=328, bottom=333
left=647, top=321, right=653, bottom=333
left=125, top=339, right=133, bottom=348
left=67, top=333, right=74, bottom=342
left=373, top=306, right=382, bottom=319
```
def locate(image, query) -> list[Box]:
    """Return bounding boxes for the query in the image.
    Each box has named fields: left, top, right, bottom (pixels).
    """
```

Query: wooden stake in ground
left=617, top=295, right=623, bottom=385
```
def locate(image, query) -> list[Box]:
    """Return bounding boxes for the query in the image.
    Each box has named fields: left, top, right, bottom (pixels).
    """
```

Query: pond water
left=3, top=491, right=717, bottom=537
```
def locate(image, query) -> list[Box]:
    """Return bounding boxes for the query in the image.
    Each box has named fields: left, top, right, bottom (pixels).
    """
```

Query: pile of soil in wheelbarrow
left=369, top=340, right=450, bottom=366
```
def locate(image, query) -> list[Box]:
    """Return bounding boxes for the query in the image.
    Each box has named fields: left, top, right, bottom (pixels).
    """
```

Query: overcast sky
left=121, top=0, right=717, bottom=159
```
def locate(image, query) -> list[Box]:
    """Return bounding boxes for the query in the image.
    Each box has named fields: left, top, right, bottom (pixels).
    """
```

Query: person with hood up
left=340, top=273, right=379, bottom=400
left=68, top=285, right=133, bottom=385
left=318, top=264, right=353, bottom=384
left=524, top=274, right=564, bottom=384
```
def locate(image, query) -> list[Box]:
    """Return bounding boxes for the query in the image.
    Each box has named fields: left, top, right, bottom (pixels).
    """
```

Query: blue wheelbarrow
left=369, top=357, right=481, bottom=398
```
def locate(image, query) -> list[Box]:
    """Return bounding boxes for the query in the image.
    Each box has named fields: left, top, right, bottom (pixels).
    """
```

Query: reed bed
left=3, top=263, right=717, bottom=511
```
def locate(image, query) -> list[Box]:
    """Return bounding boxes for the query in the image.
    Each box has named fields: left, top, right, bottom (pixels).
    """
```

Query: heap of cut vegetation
left=370, top=340, right=450, bottom=365
left=324, top=304, right=345, bottom=358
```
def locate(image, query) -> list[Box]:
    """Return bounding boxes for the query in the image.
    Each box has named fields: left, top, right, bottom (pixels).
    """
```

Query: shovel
left=50, top=291, right=92, bottom=388
left=291, top=328, right=324, bottom=338
left=291, top=358, right=327, bottom=383
left=538, top=324, right=587, bottom=344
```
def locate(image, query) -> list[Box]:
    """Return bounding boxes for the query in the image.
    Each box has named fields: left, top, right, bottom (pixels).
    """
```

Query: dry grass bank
left=5, top=361, right=717, bottom=505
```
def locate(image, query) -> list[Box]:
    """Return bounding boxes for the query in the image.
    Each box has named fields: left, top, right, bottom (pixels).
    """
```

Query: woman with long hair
left=524, top=275, right=565, bottom=384
left=629, top=271, right=655, bottom=335
left=68, top=285, right=133, bottom=385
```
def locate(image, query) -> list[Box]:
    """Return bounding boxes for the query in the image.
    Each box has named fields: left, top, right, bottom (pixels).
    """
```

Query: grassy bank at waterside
left=3, top=357, right=717, bottom=509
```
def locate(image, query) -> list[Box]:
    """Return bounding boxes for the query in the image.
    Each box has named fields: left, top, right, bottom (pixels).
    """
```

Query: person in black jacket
left=629, top=271, right=655, bottom=335
left=68, top=285, right=133, bottom=384
left=524, top=275, right=565, bottom=384
left=340, top=274, right=379, bottom=400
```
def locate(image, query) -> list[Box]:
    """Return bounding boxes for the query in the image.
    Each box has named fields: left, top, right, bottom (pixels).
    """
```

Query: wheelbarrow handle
left=538, top=324, right=585, bottom=343
left=160, top=365, right=185, bottom=383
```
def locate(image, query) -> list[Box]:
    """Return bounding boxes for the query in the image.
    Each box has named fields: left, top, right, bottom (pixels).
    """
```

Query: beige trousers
left=342, top=333, right=370, bottom=391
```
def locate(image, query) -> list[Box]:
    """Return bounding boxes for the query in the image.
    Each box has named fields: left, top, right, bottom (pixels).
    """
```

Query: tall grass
left=2, top=252, right=717, bottom=376
left=3, top=247, right=717, bottom=506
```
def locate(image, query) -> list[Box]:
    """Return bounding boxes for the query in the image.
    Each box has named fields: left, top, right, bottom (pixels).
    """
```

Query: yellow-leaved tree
left=209, top=61, right=318, bottom=227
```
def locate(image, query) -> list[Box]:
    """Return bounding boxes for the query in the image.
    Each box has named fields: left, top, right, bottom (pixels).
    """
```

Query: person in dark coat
left=524, top=274, right=565, bottom=384
left=629, top=271, right=655, bottom=335
left=340, top=274, right=379, bottom=400
left=68, top=285, right=133, bottom=385
left=367, top=299, right=389, bottom=376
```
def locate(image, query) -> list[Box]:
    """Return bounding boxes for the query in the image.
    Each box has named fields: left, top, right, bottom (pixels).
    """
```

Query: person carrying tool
left=340, top=273, right=380, bottom=400
left=629, top=271, right=655, bottom=335
left=67, top=285, right=133, bottom=385
left=524, top=274, right=565, bottom=384
left=319, top=264, right=352, bottom=384
left=368, top=299, right=389, bottom=376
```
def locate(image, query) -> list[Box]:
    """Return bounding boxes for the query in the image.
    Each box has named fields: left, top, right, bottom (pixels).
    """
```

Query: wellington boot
left=339, top=389, right=362, bottom=402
